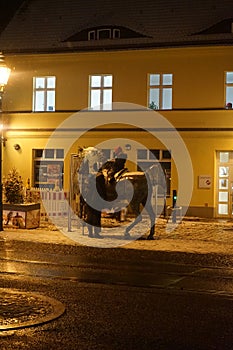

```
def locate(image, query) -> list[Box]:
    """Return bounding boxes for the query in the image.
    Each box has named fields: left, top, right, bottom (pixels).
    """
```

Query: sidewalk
left=1, top=217, right=233, bottom=255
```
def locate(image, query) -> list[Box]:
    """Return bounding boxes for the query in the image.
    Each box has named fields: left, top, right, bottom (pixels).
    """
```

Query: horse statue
left=79, top=159, right=166, bottom=240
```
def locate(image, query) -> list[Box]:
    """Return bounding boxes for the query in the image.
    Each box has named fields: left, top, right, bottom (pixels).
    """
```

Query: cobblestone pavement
left=0, top=289, right=65, bottom=331
left=1, top=217, right=233, bottom=255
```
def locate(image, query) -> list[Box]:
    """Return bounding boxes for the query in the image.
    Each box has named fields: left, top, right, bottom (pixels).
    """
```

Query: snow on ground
left=1, top=217, right=233, bottom=255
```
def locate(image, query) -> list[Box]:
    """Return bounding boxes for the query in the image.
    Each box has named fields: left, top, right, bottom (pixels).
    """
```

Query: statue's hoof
left=94, top=233, right=103, bottom=239
left=147, top=235, right=155, bottom=240
left=124, top=232, right=131, bottom=239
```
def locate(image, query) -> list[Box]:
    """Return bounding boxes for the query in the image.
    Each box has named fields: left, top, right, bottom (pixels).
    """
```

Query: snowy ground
left=1, top=216, right=233, bottom=255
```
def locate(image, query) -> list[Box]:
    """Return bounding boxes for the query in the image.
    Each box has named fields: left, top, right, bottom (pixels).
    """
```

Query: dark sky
left=0, top=0, right=24, bottom=33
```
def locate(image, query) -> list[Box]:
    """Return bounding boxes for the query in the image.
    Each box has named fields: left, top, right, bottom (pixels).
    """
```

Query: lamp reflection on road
left=0, top=53, right=11, bottom=231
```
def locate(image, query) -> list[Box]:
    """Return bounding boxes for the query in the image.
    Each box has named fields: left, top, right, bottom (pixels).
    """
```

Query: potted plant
left=3, top=168, right=40, bottom=229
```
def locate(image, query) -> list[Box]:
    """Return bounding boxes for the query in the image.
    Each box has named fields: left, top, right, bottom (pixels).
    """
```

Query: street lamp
left=0, top=53, right=11, bottom=231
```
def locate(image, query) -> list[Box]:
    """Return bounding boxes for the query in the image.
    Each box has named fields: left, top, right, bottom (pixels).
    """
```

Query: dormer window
left=64, top=25, right=149, bottom=42
left=88, top=28, right=120, bottom=40
left=97, top=28, right=111, bottom=39
left=88, top=30, right=95, bottom=40
left=194, top=18, right=233, bottom=35
left=113, top=29, right=121, bottom=38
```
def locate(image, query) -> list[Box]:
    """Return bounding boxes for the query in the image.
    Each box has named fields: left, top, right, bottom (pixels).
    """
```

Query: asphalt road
left=0, top=240, right=233, bottom=349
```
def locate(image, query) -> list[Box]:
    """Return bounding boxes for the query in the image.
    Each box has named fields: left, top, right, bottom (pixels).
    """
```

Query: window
left=33, top=148, right=64, bottom=189
left=225, top=72, right=233, bottom=108
left=97, top=29, right=111, bottom=39
left=88, top=30, right=95, bottom=40
left=33, top=76, right=56, bottom=112
left=148, top=73, right=173, bottom=110
left=113, top=29, right=120, bottom=38
left=87, top=28, right=121, bottom=41
left=89, top=74, right=113, bottom=110
left=137, top=148, right=171, bottom=196
left=216, top=151, right=233, bottom=216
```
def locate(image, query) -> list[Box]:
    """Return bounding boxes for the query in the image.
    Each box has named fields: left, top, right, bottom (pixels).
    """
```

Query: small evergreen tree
left=4, top=168, right=24, bottom=204
left=149, top=101, right=158, bottom=110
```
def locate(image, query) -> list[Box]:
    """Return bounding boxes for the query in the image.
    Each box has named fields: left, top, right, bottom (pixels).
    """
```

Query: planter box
left=3, top=203, right=40, bottom=229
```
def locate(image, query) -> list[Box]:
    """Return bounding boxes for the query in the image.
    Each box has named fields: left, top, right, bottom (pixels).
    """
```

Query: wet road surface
left=0, top=240, right=233, bottom=349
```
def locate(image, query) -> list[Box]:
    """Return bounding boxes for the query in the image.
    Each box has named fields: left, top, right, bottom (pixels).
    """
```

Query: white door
left=216, top=151, right=233, bottom=218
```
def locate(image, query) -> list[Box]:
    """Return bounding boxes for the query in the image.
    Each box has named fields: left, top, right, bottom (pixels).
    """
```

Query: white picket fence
left=27, top=188, right=69, bottom=219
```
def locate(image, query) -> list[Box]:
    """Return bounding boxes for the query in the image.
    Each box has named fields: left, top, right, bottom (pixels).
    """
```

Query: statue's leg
left=125, top=212, right=142, bottom=237
left=145, top=202, right=156, bottom=240
left=87, top=224, right=94, bottom=237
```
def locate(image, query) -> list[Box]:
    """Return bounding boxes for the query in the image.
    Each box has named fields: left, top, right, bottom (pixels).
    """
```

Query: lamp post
left=0, top=53, right=11, bottom=231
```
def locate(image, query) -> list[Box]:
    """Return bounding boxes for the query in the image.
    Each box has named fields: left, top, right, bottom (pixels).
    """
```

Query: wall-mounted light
left=14, top=144, right=21, bottom=151
left=125, top=144, right=131, bottom=151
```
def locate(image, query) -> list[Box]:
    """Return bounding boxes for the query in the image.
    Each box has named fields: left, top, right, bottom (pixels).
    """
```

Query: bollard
left=172, top=190, right=177, bottom=223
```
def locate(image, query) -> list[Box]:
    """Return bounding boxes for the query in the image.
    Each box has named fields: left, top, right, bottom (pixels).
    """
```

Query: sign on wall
left=198, top=175, right=212, bottom=189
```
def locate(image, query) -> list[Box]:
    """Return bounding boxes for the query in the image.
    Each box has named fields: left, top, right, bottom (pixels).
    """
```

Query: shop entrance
left=216, top=151, right=233, bottom=218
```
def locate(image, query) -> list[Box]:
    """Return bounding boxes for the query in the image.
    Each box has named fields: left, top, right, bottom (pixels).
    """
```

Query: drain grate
left=0, top=288, right=65, bottom=330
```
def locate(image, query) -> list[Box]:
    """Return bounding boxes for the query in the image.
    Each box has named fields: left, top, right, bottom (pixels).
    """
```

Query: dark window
left=98, top=29, right=111, bottom=39
left=34, top=149, right=43, bottom=158
left=45, top=149, right=54, bottom=159
left=162, top=150, right=171, bottom=159
left=137, top=149, right=147, bottom=159
left=149, top=149, right=160, bottom=160
left=56, top=149, right=64, bottom=159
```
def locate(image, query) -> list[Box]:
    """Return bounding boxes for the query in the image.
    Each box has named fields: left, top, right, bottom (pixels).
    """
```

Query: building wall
left=3, top=45, right=233, bottom=217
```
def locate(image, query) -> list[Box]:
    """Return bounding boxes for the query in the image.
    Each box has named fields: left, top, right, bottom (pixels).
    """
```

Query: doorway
left=216, top=151, right=233, bottom=218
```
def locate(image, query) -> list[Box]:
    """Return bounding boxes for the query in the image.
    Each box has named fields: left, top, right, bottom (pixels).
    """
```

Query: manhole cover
left=0, top=288, right=65, bottom=330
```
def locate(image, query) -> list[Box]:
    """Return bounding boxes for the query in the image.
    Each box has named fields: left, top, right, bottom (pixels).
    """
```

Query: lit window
left=225, top=72, right=233, bottom=108
left=148, top=73, right=173, bottom=110
left=33, top=148, right=64, bottom=189
left=33, top=76, right=56, bottom=112
left=89, top=74, right=113, bottom=110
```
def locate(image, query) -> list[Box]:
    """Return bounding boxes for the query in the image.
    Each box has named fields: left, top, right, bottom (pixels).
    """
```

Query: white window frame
left=89, top=74, right=113, bottom=110
left=33, top=76, right=56, bottom=112
left=97, top=29, right=111, bottom=39
left=88, top=30, right=95, bottom=40
left=113, top=29, right=121, bottom=38
left=33, top=148, right=64, bottom=189
left=225, top=71, right=233, bottom=108
left=148, top=73, right=173, bottom=110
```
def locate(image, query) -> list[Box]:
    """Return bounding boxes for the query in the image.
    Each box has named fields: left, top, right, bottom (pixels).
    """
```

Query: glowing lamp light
left=0, top=55, right=11, bottom=90
left=0, top=53, right=11, bottom=231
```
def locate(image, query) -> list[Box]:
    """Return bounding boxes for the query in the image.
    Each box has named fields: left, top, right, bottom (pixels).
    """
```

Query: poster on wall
left=198, top=175, right=212, bottom=189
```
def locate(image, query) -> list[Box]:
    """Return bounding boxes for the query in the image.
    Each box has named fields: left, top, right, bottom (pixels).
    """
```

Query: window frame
left=89, top=74, right=113, bottom=110
left=97, top=28, right=111, bottom=39
left=33, top=76, right=56, bottom=112
left=148, top=73, right=173, bottom=110
left=32, top=148, right=64, bottom=189
left=225, top=71, right=233, bottom=108
left=137, top=148, right=171, bottom=196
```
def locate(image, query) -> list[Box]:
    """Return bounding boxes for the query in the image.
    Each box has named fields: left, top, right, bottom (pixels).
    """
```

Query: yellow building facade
left=1, top=44, right=233, bottom=218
